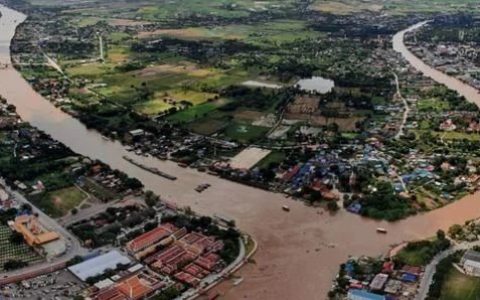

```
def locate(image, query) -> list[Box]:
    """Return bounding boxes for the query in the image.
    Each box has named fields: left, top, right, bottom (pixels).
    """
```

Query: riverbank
left=2, top=4, right=480, bottom=299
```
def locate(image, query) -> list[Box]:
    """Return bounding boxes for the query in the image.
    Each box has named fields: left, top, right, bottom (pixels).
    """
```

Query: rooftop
left=68, top=250, right=131, bottom=281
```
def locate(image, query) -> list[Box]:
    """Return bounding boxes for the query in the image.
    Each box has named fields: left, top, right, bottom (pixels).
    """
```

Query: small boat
left=233, top=277, right=244, bottom=286
left=376, top=228, right=387, bottom=234
left=282, top=205, right=290, bottom=212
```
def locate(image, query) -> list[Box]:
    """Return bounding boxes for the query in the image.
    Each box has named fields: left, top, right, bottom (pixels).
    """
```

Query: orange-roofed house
left=94, top=271, right=164, bottom=300
left=94, top=286, right=127, bottom=300
left=12, top=215, right=59, bottom=247
left=116, top=276, right=153, bottom=300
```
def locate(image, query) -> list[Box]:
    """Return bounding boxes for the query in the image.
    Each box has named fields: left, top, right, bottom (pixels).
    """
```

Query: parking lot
left=1, top=270, right=86, bottom=299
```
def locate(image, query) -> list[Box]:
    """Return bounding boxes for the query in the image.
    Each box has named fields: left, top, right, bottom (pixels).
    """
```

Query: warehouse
left=68, top=250, right=131, bottom=281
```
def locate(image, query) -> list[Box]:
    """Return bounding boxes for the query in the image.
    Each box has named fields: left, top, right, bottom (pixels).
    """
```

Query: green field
left=440, top=268, right=480, bottom=300
left=0, top=226, right=42, bottom=271
left=36, top=186, right=88, bottom=218
left=168, top=99, right=229, bottom=123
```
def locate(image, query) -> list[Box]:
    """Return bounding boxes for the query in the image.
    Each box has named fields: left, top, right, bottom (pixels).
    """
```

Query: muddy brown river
left=1, top=6, right=480, bottom=299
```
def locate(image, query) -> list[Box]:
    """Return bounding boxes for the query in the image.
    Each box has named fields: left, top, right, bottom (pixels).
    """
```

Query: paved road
left=1, top=179, right=88, bottom=279
left=416, top=240, right=480, bottom=300
left=393, top=72, right=410, bottom=140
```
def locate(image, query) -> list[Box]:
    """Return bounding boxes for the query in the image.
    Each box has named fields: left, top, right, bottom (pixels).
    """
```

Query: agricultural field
left=138, top=20, right=325, bottom=46
left=0, top=226, right=42, bottom=271
left=311, top=0, right=480, bottom=14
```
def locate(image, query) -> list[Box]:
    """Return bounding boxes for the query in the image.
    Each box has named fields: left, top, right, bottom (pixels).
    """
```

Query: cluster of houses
left=0, top=185, right=20, bottom=212
left=407, top=35, right=480, bottom=90
left=335, top=257, right=423, bottom=300
left=64, top=192, right=233, bottom=299
left=67, top=214, right=229, bottom=299
left=127, top=223, right=225, bottom=288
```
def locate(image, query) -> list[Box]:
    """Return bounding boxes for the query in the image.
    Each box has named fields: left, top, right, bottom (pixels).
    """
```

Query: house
left=369, top=273, right=388, bottom=290
left=461, top=250, right=480, bottom=277
left=125, top=129, right=145, bottom=142
left=439, top=119, right=456, bottom=131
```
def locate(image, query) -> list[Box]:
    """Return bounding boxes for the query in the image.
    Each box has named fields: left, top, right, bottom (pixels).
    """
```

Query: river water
left=1, top=5, right=480, bottom=299
left=392, top=21, right=480, bottom=105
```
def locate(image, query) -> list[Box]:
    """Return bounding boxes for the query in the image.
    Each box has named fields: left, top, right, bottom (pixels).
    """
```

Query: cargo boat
left=122, top=156, right=177, bottom=180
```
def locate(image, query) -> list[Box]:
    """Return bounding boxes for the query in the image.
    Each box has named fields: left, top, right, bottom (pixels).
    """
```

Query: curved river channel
left=1, top=6, right=480, bottom=299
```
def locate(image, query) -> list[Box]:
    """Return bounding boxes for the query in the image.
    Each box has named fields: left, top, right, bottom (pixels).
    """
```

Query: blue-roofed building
left=401, top=273, right=418, bottom=282
left=348, top=289, right=386, bottom=300
left=347, top=202, right=362, bottom=214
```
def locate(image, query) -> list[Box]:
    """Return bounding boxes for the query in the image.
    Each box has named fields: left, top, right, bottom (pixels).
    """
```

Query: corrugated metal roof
left=68, top=250, right=131, bottom=281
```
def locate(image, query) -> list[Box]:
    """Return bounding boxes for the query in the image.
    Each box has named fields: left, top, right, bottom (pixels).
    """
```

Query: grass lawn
left=0, top=226, right=42, bottom=271
left=417, top=98, right=450, bottom=112
left=66, top=62, right=114, bottom=78
left=187, top=118, right=228, bottom=135
left=395, top=238, right=448, bottom=266
left=107, top=45, right=130, bottom=63
left=37, top=186, right=87, bottom=218
left=255, top=151, right=286, bottom=169
left=341, top=132, right=359, bottom=140
left=134, top=98, right=175, bottom=115
left=437, top=131, right=480, bottom=141
left=168, top=99, right=229, bottom=123
left=108, top=32, right=131, bottom=43
left=168, top=90, right=218, bottom=105
left=223, top=122, right=269, bottom=144
left=440, top=268, right=480, bottom=300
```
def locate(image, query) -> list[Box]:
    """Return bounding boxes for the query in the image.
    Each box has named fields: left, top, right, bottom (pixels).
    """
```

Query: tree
left=436, top=229, right=446, bottom=241
left=448, top=224, right=463, bottom=238
left=327, top=201, right=339, bottom=212
left=4, top=259, right=27, bottom=271
left=145, top=190, right=159, bottom=207
left=9, top=231, right=24, bottom=244
left=66, top=256, right=84, bottom=267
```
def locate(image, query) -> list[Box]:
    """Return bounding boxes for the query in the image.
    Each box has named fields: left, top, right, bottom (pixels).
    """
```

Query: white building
left=461, top=250, right=480, bottom=277
left=68, top=250, right=131, bottom=281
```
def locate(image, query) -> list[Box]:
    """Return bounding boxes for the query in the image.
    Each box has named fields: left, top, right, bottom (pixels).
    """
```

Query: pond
left=296, top=76, right=334, bottom=94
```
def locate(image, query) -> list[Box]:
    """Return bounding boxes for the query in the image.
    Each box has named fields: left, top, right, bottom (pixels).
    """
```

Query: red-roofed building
left=282, top=165, right=300, bottom=182
left=150, top=244, right=195, bottom=275
left=183, top=263, right=209, bottom=279
left=93, top=286, right=127, bottom=300
left=93, top=271, right=164, bottom=300
left=174, top=271, right=201, bottom=287
left=126, top=224, right=176, bottom=254
left=195, top=253, right=220, bottom=271
left=382, top=261, right=394, bottom=273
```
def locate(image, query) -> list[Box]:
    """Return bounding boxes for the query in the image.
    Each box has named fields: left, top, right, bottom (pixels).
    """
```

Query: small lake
left=296, top=76, right=334, bottom=94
